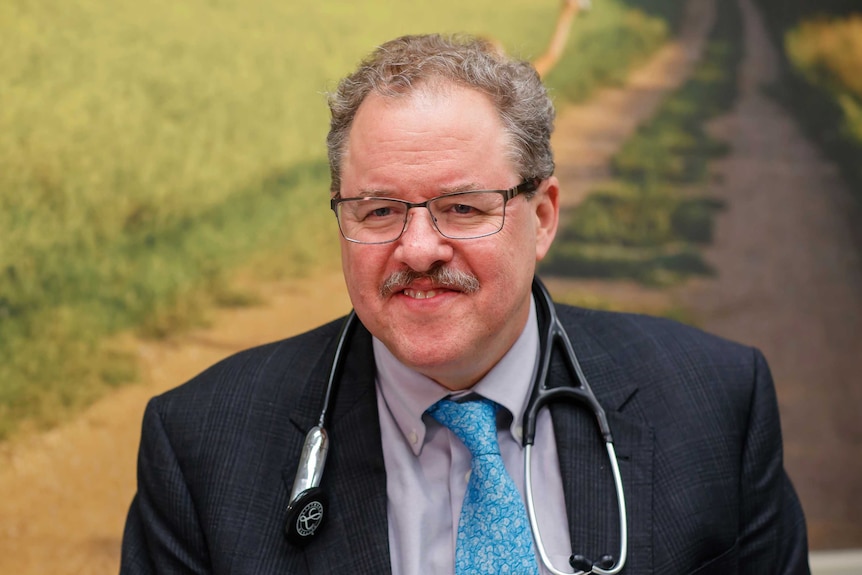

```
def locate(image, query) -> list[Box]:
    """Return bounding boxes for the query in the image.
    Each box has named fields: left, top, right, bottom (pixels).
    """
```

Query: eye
left=351, top=200, right=402, bottom=222
left=451, top=204, right=476, bottom=215
left=369, top=206, right=392, bottom=218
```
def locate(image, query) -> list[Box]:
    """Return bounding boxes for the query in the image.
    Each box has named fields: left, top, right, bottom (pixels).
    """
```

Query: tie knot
left=427, top=398, right=500, bottom=457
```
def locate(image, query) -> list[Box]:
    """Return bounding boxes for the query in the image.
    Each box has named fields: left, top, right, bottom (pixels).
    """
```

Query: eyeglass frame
left=330, top=178, right=542, bottom=245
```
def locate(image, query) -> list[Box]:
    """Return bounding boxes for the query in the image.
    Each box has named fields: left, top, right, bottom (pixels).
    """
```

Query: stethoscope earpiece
left=570, top=555, right=592, bottom=571
left=284, top=487, right=328, bottom=545
left=570, top=554, right=616, bottom=573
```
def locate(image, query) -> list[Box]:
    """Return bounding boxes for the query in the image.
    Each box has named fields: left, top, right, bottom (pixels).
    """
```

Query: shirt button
left=408, top=431, right=419, bottom=445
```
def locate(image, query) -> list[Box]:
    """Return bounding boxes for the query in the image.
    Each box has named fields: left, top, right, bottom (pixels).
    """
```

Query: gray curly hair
left=326, top=33, right=556, bottom=194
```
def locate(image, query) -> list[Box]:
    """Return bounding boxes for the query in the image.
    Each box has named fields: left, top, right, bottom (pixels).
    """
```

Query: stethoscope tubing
left=525, top=442, right=628, bottom=575
left=524, top=279, right=628, bottom=574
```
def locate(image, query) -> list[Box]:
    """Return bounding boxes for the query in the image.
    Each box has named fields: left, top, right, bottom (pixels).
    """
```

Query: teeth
left=404, top=289, right=438, bottom=299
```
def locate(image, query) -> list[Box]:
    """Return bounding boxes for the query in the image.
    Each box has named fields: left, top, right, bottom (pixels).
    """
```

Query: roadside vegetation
left=541, top=0, right=742, bottom=286
left=0, top=0, right=683, bottom=440
left=752, top=0, right=862, bottom=197
left=541, top=0, right=683, bottom=102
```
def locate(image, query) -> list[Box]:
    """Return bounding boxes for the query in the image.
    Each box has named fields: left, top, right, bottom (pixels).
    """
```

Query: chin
left=396, top=341, right=456, bottom=369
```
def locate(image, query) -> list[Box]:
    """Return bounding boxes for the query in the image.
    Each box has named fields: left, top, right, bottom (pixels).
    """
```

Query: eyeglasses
left=331, top=179, right=540, bottom=244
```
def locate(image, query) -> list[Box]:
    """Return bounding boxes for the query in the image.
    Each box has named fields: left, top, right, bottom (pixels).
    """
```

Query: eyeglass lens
left=336, top=190, right=506, bottom=243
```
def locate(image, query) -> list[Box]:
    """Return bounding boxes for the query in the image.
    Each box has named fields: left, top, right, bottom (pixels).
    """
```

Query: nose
left=393, top=207, right=454, bottom=273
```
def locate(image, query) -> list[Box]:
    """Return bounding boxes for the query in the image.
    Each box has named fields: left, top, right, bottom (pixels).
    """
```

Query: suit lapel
left=284, top=323, right=392, bottom=573
left=551, top=316, right=655, bottom=574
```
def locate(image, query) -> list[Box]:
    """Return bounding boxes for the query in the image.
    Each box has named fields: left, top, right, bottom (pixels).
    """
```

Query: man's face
left=338, top=84, right=559, bottom=390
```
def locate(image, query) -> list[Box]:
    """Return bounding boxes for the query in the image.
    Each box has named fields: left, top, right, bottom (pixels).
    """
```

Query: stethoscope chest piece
left=283, top=313, right=355, bottom=547
left=284, top=487, right=328, bottom=545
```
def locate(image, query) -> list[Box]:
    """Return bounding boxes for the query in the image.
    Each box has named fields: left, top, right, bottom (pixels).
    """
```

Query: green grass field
left=0, top=0, right=682, bottom=439
left=541, top=0, right=742, bottom=285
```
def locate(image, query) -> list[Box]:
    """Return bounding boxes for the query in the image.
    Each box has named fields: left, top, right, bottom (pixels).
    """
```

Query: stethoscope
left=284, top=277, right=628, bottom=575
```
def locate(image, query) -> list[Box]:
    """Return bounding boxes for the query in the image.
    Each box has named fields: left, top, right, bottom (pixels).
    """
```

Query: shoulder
left=556, top=302, right=759, bottom=371
left=145, top=316, right=349, bottom=424
left=550, top=306, right=806, bottom=568
left=553, top=303, right=767, bottom=427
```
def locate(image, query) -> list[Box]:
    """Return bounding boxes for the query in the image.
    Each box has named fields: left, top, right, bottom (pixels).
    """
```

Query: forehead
left=340, top=83, right=517, bottom=194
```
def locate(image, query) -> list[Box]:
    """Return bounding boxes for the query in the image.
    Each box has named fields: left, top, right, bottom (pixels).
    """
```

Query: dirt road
left=677, top=0, right=862, bottom=549
left=0, top=0, right=857, bottom=572
left=0, top=275, right=353, bottom=574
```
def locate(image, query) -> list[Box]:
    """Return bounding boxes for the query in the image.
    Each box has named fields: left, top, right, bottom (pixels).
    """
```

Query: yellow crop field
left=787, top=15, right=862, bottom=98
left=786, top=15, right=862, bottom=141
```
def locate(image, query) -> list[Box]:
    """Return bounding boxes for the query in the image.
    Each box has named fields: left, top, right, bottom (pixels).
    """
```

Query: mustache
left=380, top=266, right=480, bottom=297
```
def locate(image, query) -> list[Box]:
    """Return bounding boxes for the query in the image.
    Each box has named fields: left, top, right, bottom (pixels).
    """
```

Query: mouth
left=381, top=267, right=480, bottom=299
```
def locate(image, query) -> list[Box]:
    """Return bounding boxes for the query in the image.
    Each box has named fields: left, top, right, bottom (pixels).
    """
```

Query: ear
left=534, top=176, right=560, bottom=261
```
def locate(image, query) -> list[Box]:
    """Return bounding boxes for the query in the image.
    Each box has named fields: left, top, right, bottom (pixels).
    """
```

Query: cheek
left=496, top=222, right=539, bottom=268
left=341, top=244, right=389, bottom=300
left=467, top=242, right=529, bottom=300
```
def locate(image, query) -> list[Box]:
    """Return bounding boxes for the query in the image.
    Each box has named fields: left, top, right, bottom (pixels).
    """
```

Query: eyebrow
left=355, top=189, right=397, bottom=198
left=353, top=183, right=483, bottom=199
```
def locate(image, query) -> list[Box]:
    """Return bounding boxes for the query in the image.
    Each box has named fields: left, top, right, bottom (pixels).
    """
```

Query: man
left=120, top=34, right=809, bottom=573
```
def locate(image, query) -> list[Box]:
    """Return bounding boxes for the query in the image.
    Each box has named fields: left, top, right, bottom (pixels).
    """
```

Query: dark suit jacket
left=120, top=304, right=810, bottom=574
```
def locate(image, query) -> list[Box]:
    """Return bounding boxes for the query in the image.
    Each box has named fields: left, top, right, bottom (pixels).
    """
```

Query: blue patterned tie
left=428, top=398, right=540, bottom=575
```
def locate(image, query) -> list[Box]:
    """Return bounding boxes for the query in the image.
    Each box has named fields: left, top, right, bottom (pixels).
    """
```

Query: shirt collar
left=374, top=296, right=540, bottom=455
